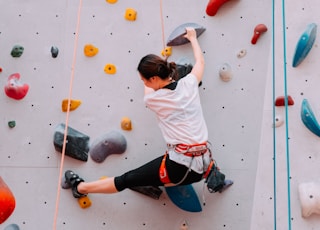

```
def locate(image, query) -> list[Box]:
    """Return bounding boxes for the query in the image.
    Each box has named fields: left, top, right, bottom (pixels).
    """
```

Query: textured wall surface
left=1, top=0, right=318, bottom=229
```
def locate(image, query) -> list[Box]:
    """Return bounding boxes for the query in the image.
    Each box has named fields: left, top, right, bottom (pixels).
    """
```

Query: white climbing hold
left=298, top=182, right=320, bottom=218
left=273, top=115, right=284, bottom=128
left=237, top=49, right=247, bottom=58
left=219, top=63, right=233, bottom=82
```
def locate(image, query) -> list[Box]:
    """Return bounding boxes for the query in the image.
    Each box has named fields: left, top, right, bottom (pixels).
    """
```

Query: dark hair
left=137, top=54, right=178, bottom=80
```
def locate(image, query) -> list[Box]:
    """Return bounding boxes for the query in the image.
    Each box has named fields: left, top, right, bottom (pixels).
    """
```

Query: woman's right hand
left=184, top=27, right=197, bottom=42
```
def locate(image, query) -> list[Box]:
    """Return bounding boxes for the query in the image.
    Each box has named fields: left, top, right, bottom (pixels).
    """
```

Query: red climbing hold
left=4, top=73, right=29, bottom=100
left=206, top=0, right=231, bottom=16
left=275, top=95, right=294, bottom=106
left=251, top=24, right=268, bottom=45
left=0, top=177, right=16, bottom=224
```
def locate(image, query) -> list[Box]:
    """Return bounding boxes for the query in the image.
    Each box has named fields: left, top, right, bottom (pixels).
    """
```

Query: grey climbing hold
left=89, top=131, right=127, bottom=163
left=53, top=123, right=90, bottom=162
left=166, top=23, right=206, bottom=46
left=51, top=46, right=59, bottom=58
left=4, top=224, right=20, bottom=230
left=10, top=45, right=24, bottom=57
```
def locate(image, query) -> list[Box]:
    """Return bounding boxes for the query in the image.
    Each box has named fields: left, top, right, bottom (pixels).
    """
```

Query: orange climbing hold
left=275, top=95, right=294, bottom=106
left=106, top=0, right=117, bottom=4
left=61, top=99, right=82, bottom=112
left=161, top=47, right=172, bottom=57
left=124, top=8, right=137, bottom=21
left=84, top=44, right=99, bottom=57
left=0, top=177, right=16, bottom=224
left=104, top=64, right=117, bottom=74
left=121, top=117, right=132, bottom=131
left=4, top=73, right=29, bottom=100
left=78, top=196, right=92, bottom=209
left=206, top=0, right=232, bottom=16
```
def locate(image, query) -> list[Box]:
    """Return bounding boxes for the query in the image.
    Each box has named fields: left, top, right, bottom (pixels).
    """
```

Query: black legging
left=114, top=154, right=203, bottom=191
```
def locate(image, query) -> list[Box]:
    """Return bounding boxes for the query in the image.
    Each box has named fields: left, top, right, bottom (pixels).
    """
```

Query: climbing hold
left=0, top=67, right=3, bottom=72
left=121, top=117, right=132, bottom=131
left=89, top=130, right=127, bottom=163
left=161, top=46, right=172, bottom=57
left=124, top=8, right=137, bottom=21
left=53, top=123, right=90, bottom=162
left=104, top=64, right=117, bottom=74
left=4, top=73, right=29, bottom=100
left=130, top=186, right=163, bottom=200
left=275, top=95, right=294, bottom=106
left=61, top=99, right=82, bottom=112
left=4, top=223, right=20, bottom=230
left=301, top=99, right=320, bottom=137
left=219, top=63, right=233, bottom=82
left=61, top=179, right=71, bottom=189
left=292, top=23, right=317, bottom=67
left=106, top=0, right=117, bottom=4
left=8, top=121, right=16, bottom=128
left=10, top=45, right=24, bottom=57
left=99, top=176, right=108, bottom=180
left=180, top=221, right=189, bottom=230
left=206, top=0, right=233, bottom=16
left=166, top=23, right=206, bottom=46
left=51, top=46, right=59, bottom=58
left=298, top=182, right=320, bottom=218
left=251, top=24, right=268, bottom=45
left=0, top=177, right=16, bottom=224
left=273, top=115, right=284, bottom=128
left=84, top=44, right=99, bottom=57
left=78, top=196, right=92, bottom=209
left=237, top=49, right=247, bottom=58
left=121, top=117, right=132, bottom=130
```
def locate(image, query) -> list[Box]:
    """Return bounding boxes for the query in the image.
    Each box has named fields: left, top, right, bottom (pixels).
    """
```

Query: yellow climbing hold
left=121, top=117, right=132, bottom=131
left=124, top=8, right=137, bottom=21
left=78, top=196, right=92, bottom=209
left=161, top=46, right=172, bottom=57
left=61, top=99, right=82, bottom=112
left=104, top=64, right=117, bottom=74
left=106, top=0, right=117, bottom=4
left=84, top=44, right=99, bottom=57
left=99, top=176, right=108, bottom=180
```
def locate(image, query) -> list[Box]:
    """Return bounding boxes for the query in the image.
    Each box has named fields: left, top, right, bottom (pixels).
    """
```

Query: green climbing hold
left=10, top=45, right=24, bottom=57
left=8, top=121, right=16, bottom=128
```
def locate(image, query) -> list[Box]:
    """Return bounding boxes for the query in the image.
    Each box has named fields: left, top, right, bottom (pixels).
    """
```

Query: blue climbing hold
left=301, top=99, right=320, bottom=137
left=292, top=23, right=317, bottom=67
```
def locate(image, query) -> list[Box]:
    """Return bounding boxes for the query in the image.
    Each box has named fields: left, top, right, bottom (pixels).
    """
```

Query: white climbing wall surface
left=1, top=0, right=319, bottom=229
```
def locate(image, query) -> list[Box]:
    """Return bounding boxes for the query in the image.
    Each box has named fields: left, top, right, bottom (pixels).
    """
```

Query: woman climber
left=64, top=27, right=228, bottom=198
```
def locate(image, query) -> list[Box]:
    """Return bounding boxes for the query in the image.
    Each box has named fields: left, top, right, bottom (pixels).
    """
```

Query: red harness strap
left=159, top=153, right=171, bottom=184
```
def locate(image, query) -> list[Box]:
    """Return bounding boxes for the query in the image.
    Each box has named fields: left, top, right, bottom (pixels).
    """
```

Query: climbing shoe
left=65, top=170, right=86, bottom=198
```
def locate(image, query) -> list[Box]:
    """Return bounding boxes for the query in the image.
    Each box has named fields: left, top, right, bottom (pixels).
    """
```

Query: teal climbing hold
left=8, top=121, right=16, bottom=128
left=301, top=99, right=320, bottom=137
left=4, top=224, right=20, bottom=230
left=292, top=23, right=317, bottom=67
left=10, top=45, right=24, bottom=58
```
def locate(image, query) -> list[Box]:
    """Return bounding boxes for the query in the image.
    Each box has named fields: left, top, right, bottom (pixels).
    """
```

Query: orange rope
left=52, top=0, right=83, bottom=229
left=159, top=0, right=166, bottom=51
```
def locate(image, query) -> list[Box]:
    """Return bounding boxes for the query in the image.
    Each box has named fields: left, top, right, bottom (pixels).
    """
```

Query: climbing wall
left=2, top=0, right=317, bottom=229
left=251, top=0, right=320, bottom=229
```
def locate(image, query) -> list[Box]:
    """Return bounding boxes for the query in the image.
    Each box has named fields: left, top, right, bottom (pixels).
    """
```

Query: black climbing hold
left=89, top=130, right=127, bottom=163
left=10, top=45, right=24, bottom=57
left=53, top=123, right=90, bottom=161
left=51, top=46, right=59, bottom=58
left=130, top=186, right=163, bottom=200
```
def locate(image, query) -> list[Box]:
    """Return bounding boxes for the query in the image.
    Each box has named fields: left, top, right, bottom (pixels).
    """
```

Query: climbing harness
left=159, top=142, right=216, bottom=186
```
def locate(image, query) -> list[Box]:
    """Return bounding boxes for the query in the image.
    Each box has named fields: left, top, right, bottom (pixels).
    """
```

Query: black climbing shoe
left=65, top=170, right=86, bottom=198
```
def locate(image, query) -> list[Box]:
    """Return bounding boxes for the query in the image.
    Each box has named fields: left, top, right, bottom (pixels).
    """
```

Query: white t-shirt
left=144, top=73, right=210, bottom=173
